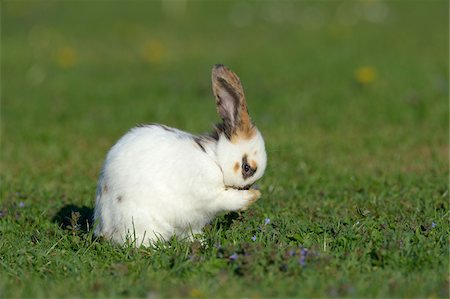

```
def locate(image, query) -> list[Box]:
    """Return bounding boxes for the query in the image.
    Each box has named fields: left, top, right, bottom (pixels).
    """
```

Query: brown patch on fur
left=117, top=195, right=123, bottom=202
left=235, top=101, right=255, bottom=137
left=234, top=162, right=240, bottom=173
left=250, top=159, right=257, bottom=169
left=231, top=126, right=257, bottom=143
left=211, top=122, right=256, bottom=143
left=103, top=184, right=108, bottom=193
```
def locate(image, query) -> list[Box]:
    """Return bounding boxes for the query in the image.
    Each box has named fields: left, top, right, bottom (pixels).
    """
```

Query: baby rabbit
left=94, top=64, right=267, bottom=246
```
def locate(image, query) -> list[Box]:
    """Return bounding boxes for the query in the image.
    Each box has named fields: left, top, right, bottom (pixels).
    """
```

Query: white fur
left=94, top=125, right=266, bottom=246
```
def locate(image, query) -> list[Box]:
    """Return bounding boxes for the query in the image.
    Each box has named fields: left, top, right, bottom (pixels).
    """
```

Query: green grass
left=1, top=1, right=448, bottom=298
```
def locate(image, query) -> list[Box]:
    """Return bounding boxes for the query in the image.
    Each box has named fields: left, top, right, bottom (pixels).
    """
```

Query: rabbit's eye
left=241, top=154, right=257, bottom=179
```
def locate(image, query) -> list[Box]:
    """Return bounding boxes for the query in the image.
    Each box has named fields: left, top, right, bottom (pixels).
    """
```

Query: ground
left=1, top=1, right=448, bottom=298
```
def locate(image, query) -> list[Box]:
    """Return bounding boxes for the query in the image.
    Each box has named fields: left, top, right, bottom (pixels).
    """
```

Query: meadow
left=1, top=1, right=449, bottom=298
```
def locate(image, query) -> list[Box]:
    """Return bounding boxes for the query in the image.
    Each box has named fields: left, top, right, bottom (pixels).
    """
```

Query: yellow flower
left=140, top=40, right=165, bottom=65
left=355, top=66, right=377, bottom=85
left=189, top=288, right=203, bottom=298
left=56, top=47, right=77, bottom=69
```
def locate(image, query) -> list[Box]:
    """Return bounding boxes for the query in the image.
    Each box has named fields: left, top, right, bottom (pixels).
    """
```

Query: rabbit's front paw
left=241, top=189, right=261, bottom=211
left=249, top=189, right=261, bottom=202
left=217, top=188, right=261, bottom=212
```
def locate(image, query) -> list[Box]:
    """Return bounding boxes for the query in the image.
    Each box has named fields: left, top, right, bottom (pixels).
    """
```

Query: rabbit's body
left=94, top=65, right=267, bottom=246
left=95, top=125, right=224, bottom=244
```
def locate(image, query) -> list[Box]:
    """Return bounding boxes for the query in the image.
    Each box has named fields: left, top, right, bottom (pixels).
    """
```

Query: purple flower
left=301, top=248, right=308, bottom=256
left=229, top=253, right=238, bottom=261
left=299, top=247, right=308, bottom=267
left=432, top=222, right=436, bottom=228
left=251, top=235, right=256, bottom=241
left=19, top=202, right=25, bottom=208
left=289, top=249, right=295, bottom=257
left=299, top=256, right=306, bottom=267
left=264, top=218, right=270, bottom=225
left=0, top=211, right=4, bottom=218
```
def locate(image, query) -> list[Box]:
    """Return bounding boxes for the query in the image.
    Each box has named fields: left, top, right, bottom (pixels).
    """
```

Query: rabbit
left=94, top=64, right=267, bottom=246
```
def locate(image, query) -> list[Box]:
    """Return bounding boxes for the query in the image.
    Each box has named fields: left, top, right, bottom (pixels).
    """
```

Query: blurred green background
left=2, top=1, right=448, bottom=182
left=1, top=1, right=448, bottom=298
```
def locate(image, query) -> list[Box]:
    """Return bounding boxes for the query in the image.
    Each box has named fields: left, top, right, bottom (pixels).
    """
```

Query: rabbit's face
left=217, top=129, right=267, bottom=189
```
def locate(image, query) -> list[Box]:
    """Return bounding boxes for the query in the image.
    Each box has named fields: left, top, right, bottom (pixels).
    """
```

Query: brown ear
left=211, top=64, right=254, bottom=139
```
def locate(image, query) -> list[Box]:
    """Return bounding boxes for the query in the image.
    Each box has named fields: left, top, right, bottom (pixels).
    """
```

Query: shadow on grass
left=53, top=204, right=94, bottom=233
left=214, top=211, right=242, bottom=230
left=53, top=206, right=244, bottom=237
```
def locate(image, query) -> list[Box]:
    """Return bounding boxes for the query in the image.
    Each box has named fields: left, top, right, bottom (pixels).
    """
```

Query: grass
left=1, top=1, right=449, bottom=298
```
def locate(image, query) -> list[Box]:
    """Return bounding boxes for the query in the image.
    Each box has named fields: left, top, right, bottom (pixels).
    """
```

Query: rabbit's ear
left=211, top=64, right=254, bottom=139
